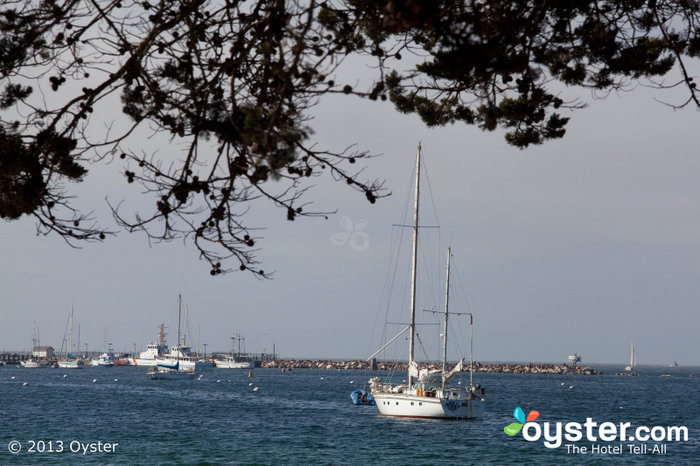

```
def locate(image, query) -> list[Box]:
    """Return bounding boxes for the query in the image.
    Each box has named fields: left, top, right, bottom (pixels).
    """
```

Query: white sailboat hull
left=373, top=392, right=484, bottom=419
left=157, top=358, right=213, bottom=371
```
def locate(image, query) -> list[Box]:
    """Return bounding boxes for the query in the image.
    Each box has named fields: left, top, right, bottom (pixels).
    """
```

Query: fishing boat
left=625, top=342, right=636, bottom=371
left=149, top=296, right=197, bottom=380
left=58, top=306, right=82, bottom=369
left=214, top=335, right=255, bottom=369
left=369, top=145, right=485, bottom=420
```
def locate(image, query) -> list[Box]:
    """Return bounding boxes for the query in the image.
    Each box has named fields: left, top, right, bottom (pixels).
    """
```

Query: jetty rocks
left=261, top=359, right=600, bottom=375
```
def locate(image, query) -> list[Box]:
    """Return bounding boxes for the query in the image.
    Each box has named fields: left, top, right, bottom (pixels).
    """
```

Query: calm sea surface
left=0, top=364, right=697, bottom=464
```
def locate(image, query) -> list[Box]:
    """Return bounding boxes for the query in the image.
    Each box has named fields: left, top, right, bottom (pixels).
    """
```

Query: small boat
left=148, top=362, right=196, bottom=380
left=350, top=389, right=375, bottom=406
left=92, top=325, right=115, bottom=366
left=669, top=361, right=678, bottom=367
left=92, top=352, right=115, bottom=367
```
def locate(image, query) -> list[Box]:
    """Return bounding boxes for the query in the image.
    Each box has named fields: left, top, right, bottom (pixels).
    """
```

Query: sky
left=1, top=56, right=699, bottom=366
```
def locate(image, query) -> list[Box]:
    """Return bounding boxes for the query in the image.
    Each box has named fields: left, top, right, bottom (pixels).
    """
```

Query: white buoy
left=320, top=377, right=324, bottom=380
left=249, top=382, right=254, bottom=386
left=569, top=385, right=574, bottom=389
left=92, top=379, right=97, bottom=383
left=114, top=378, right=118, bottom=382
left=253, top=386, right=259, bottom=392
left=23, top=382, right=28, bottom=386
left=11, top=376, right=15, bottom=380
left=64, top=374, right=68, bottom=378
left=560, top=382, right=565, bottom=386
left=457, top=381, right=462, bottom=385
left=350, top=380, right=354, bottom=384
left=216, top=379, right=221, bottom=383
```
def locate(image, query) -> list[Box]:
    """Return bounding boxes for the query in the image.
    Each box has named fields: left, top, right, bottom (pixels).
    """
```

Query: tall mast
left=408, top=144, right=421, bottom=387
left=177, top=295, right=182, bottom=363
left=442, top=247, right=451, bottom=378
left=68, top=305, right=73, bottom=356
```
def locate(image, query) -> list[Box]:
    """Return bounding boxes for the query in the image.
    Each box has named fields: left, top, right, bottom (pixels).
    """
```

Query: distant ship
left=669, top=361, right=678, bottom=367
left=568, top=353, right=581, bottom=365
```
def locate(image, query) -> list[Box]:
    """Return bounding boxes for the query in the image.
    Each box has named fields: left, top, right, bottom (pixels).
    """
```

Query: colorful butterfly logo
left=504, top=407, right=540, bottom=436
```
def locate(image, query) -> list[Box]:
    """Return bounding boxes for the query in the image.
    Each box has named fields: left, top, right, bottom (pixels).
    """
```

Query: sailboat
left=369, top=145, right=485, bottom=419
left=58, top=306, right=82, bottom=369
left=625, top=342, right=636, bottom=371
left=92, top=324, right=115, bottom=366
left=20, top=322, right=47, bottom=368
left=149, top=295, right=196, bottom=380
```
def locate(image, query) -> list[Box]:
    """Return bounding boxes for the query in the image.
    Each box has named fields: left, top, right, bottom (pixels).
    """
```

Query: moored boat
left=368, top=146, right=485, bottom=420
left=131, top=324, right=168, bottom=366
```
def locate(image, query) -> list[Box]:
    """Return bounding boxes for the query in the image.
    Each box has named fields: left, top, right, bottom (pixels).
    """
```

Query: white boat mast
left=441, top=247, right=451, bottom=378
left=67, top=305, right=73, bottom=356
left=408, top=144, right=421, bottom=388
left=177, top=295, right=182, bottom=364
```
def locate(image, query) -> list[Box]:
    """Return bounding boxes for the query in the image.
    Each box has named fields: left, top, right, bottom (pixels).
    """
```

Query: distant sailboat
left=624, top=342, right=636, bottom=371
left=58, top=306, right=82, bottom=369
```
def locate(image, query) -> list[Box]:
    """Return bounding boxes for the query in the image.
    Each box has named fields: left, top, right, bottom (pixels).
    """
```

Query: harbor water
left=0, top=364, right=697, bottom=464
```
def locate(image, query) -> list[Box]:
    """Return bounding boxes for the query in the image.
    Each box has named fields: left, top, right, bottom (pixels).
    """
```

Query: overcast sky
left=2, top=56, right=699, bottom=366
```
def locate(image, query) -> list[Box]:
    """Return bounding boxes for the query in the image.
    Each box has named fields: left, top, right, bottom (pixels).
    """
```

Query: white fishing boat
left=131, top=324, right=169, bottom=366
left=58, top=306, right=82, bottom=369
left=214, top=335, right=255, bottom=369
left=149, top=295, right=197, bottom=380
left=369, top=145, right=485, bottom=420
left=92, top=352, right=115, bottom=367
left=625, top=342, right=636, bottom=371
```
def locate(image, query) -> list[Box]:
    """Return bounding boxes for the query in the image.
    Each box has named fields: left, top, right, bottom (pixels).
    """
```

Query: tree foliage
left=1, top=0, right=698, bottom=275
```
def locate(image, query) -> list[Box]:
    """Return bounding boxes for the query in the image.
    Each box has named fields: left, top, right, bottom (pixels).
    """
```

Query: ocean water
left=0, top=364, right=697, bottom=464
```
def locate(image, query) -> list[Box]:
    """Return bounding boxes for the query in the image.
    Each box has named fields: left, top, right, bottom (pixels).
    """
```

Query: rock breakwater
left=261, top=359, right=600, bottom=375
